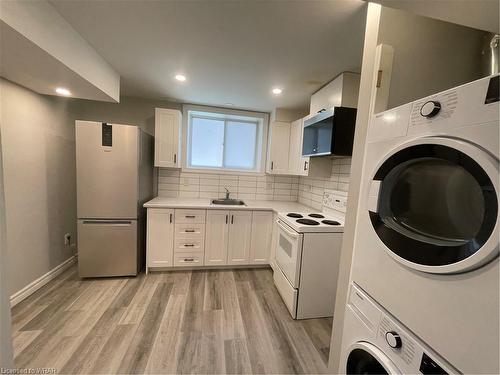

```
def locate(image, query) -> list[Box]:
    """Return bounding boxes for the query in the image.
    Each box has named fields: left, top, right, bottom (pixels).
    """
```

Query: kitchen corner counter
left=143, top=197, right=314, bottom=213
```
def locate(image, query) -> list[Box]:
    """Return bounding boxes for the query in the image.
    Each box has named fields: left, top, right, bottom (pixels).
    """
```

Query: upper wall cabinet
left=154, top=108, right=182, bottom=168
left=310, top=72, right=360, bottom=115
left=289, top=118, right=309, bottom=176
left=266, top=121, right=291, bottom=174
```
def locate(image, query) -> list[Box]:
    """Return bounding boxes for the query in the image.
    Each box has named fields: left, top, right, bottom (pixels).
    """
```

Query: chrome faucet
left=225, top=188, right=230, bottom=200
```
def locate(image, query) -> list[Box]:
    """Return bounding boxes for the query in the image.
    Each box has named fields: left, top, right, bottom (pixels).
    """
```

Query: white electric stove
left=274, top=190, right=347, bottom=319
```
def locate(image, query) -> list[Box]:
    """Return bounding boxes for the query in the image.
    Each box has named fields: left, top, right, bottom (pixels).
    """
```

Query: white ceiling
left=49, top=0, right=367, bottom=112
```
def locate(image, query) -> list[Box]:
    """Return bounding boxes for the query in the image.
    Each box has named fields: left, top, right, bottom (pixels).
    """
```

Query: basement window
left=184, top=106, right=267, bottom=173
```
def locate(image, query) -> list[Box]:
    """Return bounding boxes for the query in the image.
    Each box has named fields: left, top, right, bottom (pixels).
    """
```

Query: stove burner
left=296, top=218, right=320, bottom=226
left=322, top=220, right=341, bottom=226
left=287, top=213, right=303, bottom=218
left=308, top=213, right=325, bottom=219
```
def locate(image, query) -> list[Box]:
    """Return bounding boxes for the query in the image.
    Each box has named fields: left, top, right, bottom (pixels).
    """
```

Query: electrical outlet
left=64, top=233, right=71, bottom=246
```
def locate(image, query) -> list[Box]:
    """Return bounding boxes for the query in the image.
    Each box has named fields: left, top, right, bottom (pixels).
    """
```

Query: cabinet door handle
left=304, top=161, right=308, bottom=171
left=169, top=213, right=173, bottom=223
left=231, top=215, right=234, bottom=224
left=185, top=215, right=196, bottom=218
left=226, top=214, right=228, bottom=224
left=185, top=229, right=195, bottom=233
left=184, top=258, right=194, bottom=262
left=183, top=244, right=195, bottom=247
left=173, top=154, right=177, bottom=163
left=271, top=161, right=274, bottom=170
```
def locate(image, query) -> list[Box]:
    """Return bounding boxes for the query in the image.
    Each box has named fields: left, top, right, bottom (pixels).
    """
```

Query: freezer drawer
left=78, top=219, right=138, bottom=277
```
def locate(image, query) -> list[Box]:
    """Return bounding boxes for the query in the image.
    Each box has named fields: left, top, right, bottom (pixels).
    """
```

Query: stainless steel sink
left=211, top=199, right=246, bottom=206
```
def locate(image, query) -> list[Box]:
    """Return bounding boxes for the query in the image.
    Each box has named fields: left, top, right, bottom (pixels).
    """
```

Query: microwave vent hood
left=302, top=107, right=356, bottom=157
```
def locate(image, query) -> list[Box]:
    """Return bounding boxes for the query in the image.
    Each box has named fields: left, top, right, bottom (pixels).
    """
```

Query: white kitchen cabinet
left=310, top=72, right=360, bottom=115
left=289, top=118, right=310, bottom=176
left=147, top=208, right=174, bottom=268
left=266, top=121, right=291, bottom=174
left=205, top=210, right=230, bottom=265
left=249, top=211, right=273, bottom=264
left=154, top=108, right=182, bottom=168
left=227, top=211, right=253, bottom=265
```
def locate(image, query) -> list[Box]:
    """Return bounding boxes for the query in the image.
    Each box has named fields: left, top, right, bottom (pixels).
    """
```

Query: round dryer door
left=368, top=137, right=499, bottom=274
left=345, top=342, right=400, bottom=374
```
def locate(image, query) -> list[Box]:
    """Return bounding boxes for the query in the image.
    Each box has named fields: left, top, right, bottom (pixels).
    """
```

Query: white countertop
left=143, top=197, right=316, bottom=213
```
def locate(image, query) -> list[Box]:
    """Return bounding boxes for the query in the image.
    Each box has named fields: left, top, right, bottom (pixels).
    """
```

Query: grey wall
left=379, top=6, right=489, bottom=110
left=0, top=78, right=77, bottom=295
left=0, top=80, right=182, bottom=296
left=0, top=126, right=13, bottom=368
left=71, top=96, right=181, bottom=136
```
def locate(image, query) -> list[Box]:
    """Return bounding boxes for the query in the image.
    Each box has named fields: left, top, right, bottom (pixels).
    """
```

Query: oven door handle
left=277, top=220, right=299, bottom=240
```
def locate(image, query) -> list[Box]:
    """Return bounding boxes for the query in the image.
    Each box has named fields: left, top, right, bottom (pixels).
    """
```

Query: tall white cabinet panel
left=147, top=209, right=174, bottom=268
left=267, top=121, right=291, bottom=174
left=154, top=108, right=181, bottom=167
left=227, top=211, right=253, bottom=265
left=249, top=211, right=273, bottom=264
left=289, top=119, right=310, bottom=176
left=205, top=210, right=229, bottom=265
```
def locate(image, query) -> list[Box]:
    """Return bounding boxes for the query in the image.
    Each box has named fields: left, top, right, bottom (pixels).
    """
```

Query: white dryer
left=351, top=75, right=499, bottom=374
left=341, top=283, right=457, bottom=374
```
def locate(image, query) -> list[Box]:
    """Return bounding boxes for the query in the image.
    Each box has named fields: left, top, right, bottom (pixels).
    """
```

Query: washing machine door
left=345, top=342, right=400, bottom=374
left=368, top=137, right=499, bottom=274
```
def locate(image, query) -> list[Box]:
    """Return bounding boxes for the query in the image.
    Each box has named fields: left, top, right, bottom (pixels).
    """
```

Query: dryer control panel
left=350, top=284, right=457, bottom=374
left=407, top=74, right=499, bottom=135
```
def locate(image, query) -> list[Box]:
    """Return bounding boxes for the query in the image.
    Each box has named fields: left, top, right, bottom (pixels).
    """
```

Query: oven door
left=367, top=137, right=499, bottom=274
left=275, top=219, right=303, bottom=287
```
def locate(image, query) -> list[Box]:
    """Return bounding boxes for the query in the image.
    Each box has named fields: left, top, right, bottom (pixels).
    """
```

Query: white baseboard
left=10, top=255, right=77, bottom=307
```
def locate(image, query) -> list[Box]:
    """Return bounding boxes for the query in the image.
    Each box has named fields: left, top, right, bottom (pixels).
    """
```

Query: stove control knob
left=420, top=100, right=441, bottom=118
left=385, top=331, right=402, bottom=349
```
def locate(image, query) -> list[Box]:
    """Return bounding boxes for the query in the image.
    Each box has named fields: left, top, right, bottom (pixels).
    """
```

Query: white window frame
left=182, top=104, right=269, bottom=174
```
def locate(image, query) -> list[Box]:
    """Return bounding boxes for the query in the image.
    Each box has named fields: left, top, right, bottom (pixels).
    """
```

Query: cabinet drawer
left=174, top=252, right=204, bottom=267
left=175, top=223, right=205, bottom=238
left=175, top=209, right=206, bottom=224
left=174, top=238, right=205, bottom=252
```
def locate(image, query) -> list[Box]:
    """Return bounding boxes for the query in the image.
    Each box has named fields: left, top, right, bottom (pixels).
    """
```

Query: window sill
left=182, top=166, right=266, bottom=176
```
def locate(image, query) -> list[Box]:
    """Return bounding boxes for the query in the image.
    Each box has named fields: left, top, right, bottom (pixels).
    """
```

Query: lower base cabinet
left=204, top=210, right=229, bottom=266
left=147, top=208, right=174, bottom=268
left=227, top=211, right=253, bottom=265
left=250, top=211, right=273, bottom=264
left=147, top=208, right=273, bottom=270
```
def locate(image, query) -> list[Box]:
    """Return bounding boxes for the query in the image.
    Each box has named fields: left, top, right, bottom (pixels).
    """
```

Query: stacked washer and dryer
left=341, top=75, right=499, bottom=374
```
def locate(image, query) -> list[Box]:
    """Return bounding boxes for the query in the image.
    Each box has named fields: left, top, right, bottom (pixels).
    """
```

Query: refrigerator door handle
left=82, top=220, right=133, bottom=226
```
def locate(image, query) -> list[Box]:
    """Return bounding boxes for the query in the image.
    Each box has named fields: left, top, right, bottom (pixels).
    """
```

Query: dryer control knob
left=385, top=331, right=402, bottom=349
left=420, top=101, right=441, bottom=118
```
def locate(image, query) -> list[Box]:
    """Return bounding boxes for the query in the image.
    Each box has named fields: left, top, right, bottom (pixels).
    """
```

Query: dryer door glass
left=346, top=348, right=389, bottom=374
left=370, top=144, right=497, bottom=267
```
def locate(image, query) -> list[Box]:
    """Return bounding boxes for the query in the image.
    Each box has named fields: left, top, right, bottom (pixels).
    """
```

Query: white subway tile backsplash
left=158, top=190, right=178, bottom=198
left=238, top=180, right=257, bottom=188
left=158, top=160, right=352, bottom=204
left=200, top=177, right=220, bottom=186
left=199, top=185, right=219, bottom=192
left=238, top=186, right=257, bottom=194
left=179, top=191, right=199, bottom=198
left=162, top=183, right=181, bottom=191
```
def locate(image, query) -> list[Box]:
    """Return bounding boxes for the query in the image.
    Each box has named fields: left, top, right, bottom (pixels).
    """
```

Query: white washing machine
left=340, top=283, right=457, bottom=374
left=350, top=75, right=499, bottom=374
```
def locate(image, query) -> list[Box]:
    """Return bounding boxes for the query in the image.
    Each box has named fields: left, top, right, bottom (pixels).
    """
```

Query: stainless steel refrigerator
left=76, top=121, right=153, bottom=277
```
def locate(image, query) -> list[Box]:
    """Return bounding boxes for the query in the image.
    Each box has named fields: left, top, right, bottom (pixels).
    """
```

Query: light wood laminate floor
left=11, top=265, right=333, bottom=374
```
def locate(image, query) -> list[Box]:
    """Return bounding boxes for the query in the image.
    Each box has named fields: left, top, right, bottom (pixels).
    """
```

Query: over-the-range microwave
left=302, top=107, right=357, bottom=157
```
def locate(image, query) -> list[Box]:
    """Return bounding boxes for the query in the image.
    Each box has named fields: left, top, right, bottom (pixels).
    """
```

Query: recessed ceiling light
left=55, top=87, right=71, bottom=96
left=272, top=88, right=282, bottom=95
left=175, top=74, right=187, bottom=82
